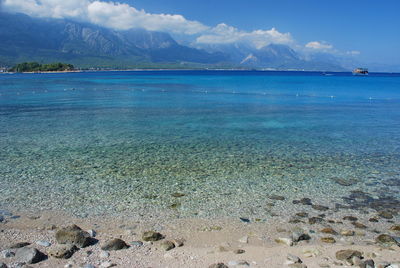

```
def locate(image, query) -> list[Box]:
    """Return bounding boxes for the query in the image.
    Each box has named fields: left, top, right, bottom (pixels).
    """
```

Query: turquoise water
left=0, top=71, right=399, bottom=219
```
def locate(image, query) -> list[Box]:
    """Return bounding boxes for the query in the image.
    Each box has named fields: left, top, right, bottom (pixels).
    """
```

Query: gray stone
left=129, top=241, right=143, bottom=247
left=101, top=239, right=129, bottom=251
left=81, top=265, right=96, bottom=268
left=142, top=231, right=163, bottom=241
left=0, top=216, right=4, bottom=223
left=287, top=254, right=302, bottom=264
left=360, top=259, right=375, bottom=268
left=35, top=241, right=51, bottom=247
left=1, top=249, right=15, bottom=258
left=48, top=244, right=78, bottom=259
left=99, top=251, right=110, bottom=259
left=15, top=247, right=46, bottom=264
left=99, top=262, right=115, bottom=268
left=55, top=225, right=91, bottom=248
left=9, top=242, right=30, bottom=249
left=0, top=262, right=7, bottom=268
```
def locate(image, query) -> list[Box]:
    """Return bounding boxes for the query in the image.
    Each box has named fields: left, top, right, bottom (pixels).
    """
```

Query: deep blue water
left=1, top=70, right=400, bottom=219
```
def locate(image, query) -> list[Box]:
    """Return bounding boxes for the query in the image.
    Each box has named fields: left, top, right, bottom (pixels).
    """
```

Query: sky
left=1, top=0, right=399, bottom=66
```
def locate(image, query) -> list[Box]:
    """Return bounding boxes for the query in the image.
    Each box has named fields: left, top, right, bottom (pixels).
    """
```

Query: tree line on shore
left=9, top=62, right=74, bottom=72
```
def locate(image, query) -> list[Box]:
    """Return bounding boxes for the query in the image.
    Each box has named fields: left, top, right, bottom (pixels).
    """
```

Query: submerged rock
left=269, top=195, right=285, bottom=201
left=56, top=225, right=91, bottom=248
left=340, top=230, right=355, bottom=236
left=101, top=239, right=129, bottom=251
left=378, top=211, right=394, bottom=219
left=343, top=216, right=358, bottom=221
left=142, top=231, right=163, bottom=241
left=375, top=234, right=399, bottom=246
left=352, top=222, right=367, bottom=229
left=312, top=205, right=329, bottom=211
left=390, top=225, right=400, bottom=231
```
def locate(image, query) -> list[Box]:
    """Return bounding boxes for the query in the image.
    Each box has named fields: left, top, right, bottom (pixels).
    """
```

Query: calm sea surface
left=1, top=70, right=399, bottom=219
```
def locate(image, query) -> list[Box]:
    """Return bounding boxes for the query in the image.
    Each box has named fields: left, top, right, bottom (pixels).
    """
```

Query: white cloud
left=305, top=41, right=333, bottom=50
left=196, top=23, right=293, bottom=49
left=1, top=0, right=208, bottom=34
left=346, top=50, right=361, bottom=55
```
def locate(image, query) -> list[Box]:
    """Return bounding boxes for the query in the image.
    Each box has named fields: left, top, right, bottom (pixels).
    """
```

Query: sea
left=1, top=70, right=399, bottom=220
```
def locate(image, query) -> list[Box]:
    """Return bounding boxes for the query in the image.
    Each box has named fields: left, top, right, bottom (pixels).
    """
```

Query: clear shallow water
left=0, top=70, right=400, bottom=220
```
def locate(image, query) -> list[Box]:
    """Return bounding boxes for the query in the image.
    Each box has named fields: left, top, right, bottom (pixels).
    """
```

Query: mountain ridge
left=0, top=12, right=346, bottom=71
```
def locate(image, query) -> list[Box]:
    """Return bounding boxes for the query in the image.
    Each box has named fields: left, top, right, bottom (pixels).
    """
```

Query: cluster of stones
left=0, top=225, right=184, bottom=268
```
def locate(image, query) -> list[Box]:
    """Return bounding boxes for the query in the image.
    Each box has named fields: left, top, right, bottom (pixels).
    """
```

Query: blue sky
left=126, top=0, right=400, bottom=65
left=2, top=0, right=399, bottom=66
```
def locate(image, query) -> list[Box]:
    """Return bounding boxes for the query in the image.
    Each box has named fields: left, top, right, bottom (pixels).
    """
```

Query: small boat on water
left=352, top=68, right=368, bottom=75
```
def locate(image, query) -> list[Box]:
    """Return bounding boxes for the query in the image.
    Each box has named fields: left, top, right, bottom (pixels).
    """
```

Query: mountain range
left=0, top=12, right=347, bottom=71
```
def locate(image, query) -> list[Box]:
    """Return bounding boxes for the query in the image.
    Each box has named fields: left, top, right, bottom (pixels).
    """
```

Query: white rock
left=87, top=229, right=96, bottom=237
left=1, top=249, right=14, bottom=258
left=238, top=236, right=249, bottom=244
left=99, top=251, right=110, bottom=259
left=99, top=261, right=114, bottom=268
left=275, top=237, right=294, bottom=246
left=36, top=240, right=51, bottom=247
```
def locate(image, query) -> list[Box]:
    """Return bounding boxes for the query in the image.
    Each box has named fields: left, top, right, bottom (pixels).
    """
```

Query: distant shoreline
left=1, top=69, right=399, bottom=75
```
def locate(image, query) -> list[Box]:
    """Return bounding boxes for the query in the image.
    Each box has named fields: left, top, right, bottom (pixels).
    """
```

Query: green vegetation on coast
left=9, top=62, right=75, bottom=73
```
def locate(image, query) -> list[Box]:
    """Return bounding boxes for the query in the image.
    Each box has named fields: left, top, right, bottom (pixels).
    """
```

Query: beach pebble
left=340, top=230, right=355, bottom=236
left=35, top=240, right=51, bottom=247
left=87, top=229, right=96, bottom=237
left=302, top=248, right=321, bottom=257
left=101, top=238, right=129, bottom=251
left=286, top=254, right=302, bottom=264
left=56, top=225, right=91, bottom=248
left=48, top=244, right=78, bottom=259
left=160, top=240, right=175, bottom=251
left=320, top=228, right=337, bottom=235
left=343, top=216, right=358, bottom=221
left=142, top=231, right=163, bottom=241
left=228, top=260, right=250, bottom=266
left=172, top=238, right=185, bottom=247
left=129, top=241, right=143, bottom=247
left=335, top=249, right=362, bottom=265
left=99, top=262, right=115, bottom=268
left=233, top=249, right=245, bottom=254
left=81, top=264, right=96, bottom=268
left=15, top=247, right=46, bottom=264
left=1, top=249, right=15, bottom=258
left=291, top=231, right=311, bottom=242
left=99, top=251, right=110, bottom=259
left=390, top=225, right=400, bottom=231
left=208, top=263, right=228, bottom=268
left=321, top=237, right=336, bottom=244
left=238, top=236, right=248, bottom=244
left=378, top=211, right=393, bottom=219
left=375, top=234, right=398, bottom=246
left=312, top=205, right=329, bottom=211
left=9, top=242, right=30, bottom=249
left=275, top=237, right=294, bottom=246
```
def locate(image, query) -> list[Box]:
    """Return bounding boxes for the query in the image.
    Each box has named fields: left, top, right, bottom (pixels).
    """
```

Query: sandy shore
left=0, top=210, right=399, bottom=268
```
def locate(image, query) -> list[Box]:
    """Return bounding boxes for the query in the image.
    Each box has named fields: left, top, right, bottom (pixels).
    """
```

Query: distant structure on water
left=352, top=68, right=369, bottom=75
